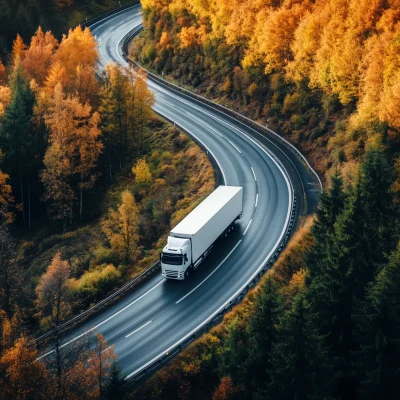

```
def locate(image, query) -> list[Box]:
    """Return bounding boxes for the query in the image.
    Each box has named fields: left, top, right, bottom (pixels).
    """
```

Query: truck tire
left=184, top=269, right=189, bottom=279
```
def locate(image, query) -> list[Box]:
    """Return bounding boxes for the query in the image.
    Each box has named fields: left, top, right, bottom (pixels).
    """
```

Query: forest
left=128, top=0, right=400, bottom=399
left=1, top=0, right=400, bottom=399
left=132, top=0, right=400, bottom=180
left=0, top=1, right=215, bottom=399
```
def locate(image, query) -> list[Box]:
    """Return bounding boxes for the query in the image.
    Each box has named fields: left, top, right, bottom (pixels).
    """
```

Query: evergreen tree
left=246, top=276, right=282, bottom=396
left=267, top=293, right=329, bottom=400
left=104, top=361, right=128, bottom=400
left=356, top=247, right=400, bottom=400
left=218, top=317, right=248, bottom=385
left=0, top=60, right=35, bottom=227
left=359, top=149, right=397, bottom=277
left=306, top=169, right=346, bottom=281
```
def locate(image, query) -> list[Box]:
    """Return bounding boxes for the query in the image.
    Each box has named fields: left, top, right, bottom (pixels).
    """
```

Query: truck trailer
left=161, top=185, right=243, bottom=280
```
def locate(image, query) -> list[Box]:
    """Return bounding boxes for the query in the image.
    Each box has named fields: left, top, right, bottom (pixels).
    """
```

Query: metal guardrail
left=36, top=6, right=318, bottom=380
left=81, top=2, right=140, bottom=29
left=35, top=260, right=161, bottom=343
left=120, top=27, right=305, bottom=383
left=123, top=25, right=323, bottom=193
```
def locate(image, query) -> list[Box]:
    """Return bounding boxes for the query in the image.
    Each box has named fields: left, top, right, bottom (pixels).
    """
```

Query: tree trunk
left=80, top=175, right=83, bottom=221
left=19, top=161, right=25, bottom=225
left=27, top=167, right=31, bottom=229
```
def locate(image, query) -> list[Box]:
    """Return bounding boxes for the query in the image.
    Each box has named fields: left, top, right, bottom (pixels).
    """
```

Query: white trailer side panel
left=171, top=186, right=243, bottom=262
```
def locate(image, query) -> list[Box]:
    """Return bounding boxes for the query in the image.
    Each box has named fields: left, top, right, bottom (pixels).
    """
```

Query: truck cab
left=161, top=236, right=192, bottom=280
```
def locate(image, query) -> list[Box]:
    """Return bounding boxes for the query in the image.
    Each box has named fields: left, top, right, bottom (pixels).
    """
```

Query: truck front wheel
left=184, top=269, right=189, bottom=279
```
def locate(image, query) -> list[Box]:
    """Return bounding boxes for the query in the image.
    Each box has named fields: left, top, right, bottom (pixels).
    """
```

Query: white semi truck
left=161, top=185, right=243, bottom=280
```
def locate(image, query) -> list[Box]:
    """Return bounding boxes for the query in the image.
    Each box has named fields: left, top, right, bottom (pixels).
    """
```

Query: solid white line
left=243, top=219, right=252, bottom=236
left=255, top=194, right=259, bottom=208
left=37, top=279, right=166, bottom=361
left=228, top=140, right=242, bottom=154
left=125, top=320, right=152, bottom=338
left=176, top=240, right=242, bottom=304
left=251, top=167, right=257, bottom=182
left=126, top=103, right=294, bottom=380
left=154, top=102, right=227, bottom=184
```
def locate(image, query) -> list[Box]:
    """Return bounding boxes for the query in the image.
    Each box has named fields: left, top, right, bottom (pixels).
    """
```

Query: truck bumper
left=162, top=269, right=185, bottom=280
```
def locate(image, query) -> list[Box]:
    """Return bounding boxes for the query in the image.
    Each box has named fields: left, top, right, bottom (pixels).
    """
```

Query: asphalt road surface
left=38, top=4, right=321, bottom=380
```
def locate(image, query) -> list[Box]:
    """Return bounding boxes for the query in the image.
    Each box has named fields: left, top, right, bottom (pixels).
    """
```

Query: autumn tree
left=35, top=251, right=71, bottom=328
left=212, top=376, right=237, bottom=400
left=0, top=85, right=12, bottom=118
left=102, top=190, right=140, bottom=265
left=23, top=27, right=59, bottom=86
left=0, top=162, right=14, bottom=224
left=132, top=71, right=154, bottom=154
left=0, top=336, right=51, bottom=400
left=52, top=25, right=98, bottom=103
left=132, top=158, right=152, bottom=184
left=88, top=334, right=117, bottom=400
left=0, top=58, right=6, bottom=84
left=11, top=34, right=26, bottom=66
left=41, top=83, right=102, bottom=224
left=99, top=64, right=130, bottom=175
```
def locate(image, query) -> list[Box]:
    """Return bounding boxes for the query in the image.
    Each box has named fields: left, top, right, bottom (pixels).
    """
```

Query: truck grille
left=165, top=270, right=179, bottom=278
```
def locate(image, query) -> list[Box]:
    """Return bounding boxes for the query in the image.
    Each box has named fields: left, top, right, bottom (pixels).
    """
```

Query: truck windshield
left=161, top=253, right=183, bottom=265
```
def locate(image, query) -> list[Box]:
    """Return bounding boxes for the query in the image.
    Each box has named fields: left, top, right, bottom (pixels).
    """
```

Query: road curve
left=40, top=5, right=321, bottom=380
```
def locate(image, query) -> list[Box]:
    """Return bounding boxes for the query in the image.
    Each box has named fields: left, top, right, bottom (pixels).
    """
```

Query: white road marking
left=243, top=219, right=252, bottom=236
left=154, top=103, right=227, bottom=184
left=37, top=279, right=166, bottom=361
left=125, top=320, right=152, bottom=338
left=94, top=13, right=295, bottom=382
left=186, top=111, right=224, bottom=138
left=251, top=167, right=257, bottom=181
left=228, top=140, right=241, bottom=154
left=255, top=194, right=259, bottom=208
left=176, top=240, right=242, bottom=304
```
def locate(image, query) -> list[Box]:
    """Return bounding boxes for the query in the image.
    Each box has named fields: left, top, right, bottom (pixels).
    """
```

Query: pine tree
left=306, top=169, right=346, bottom=281
left=267, top=293, right=329, bottom=400
left=246, top=276, right=282, bottom=396
left=359, top=149, right=397, bottom=276
left=104, top=361, right=128, bottom=400
left=356, top=247, right=400, bottom=400
left=0, top=61, right=35, bottom=227
left=218, top=317, right=248, bottom=384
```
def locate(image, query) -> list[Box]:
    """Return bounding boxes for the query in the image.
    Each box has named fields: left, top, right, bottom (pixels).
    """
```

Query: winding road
left=39, top=4, right=321, bottom=381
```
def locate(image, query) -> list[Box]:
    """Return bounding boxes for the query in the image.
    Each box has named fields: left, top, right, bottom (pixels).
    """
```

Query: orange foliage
left=0, top=85, right=12, bottom=118
left=0, top=59, right=6, bottom=85
left=41, top=84, right=102, bottom=221
left=212, top=376, right=237, bottom=400
left=35, top=251, right=71, bottom=327
left=0, top=336, right=51, bottom=400
left=11, top=35, right=26, bottom=66
left=23, top=27, right=59, bottom=86
left=51, top=26, right=98, bottom=102
left=0, top=169, right=14, bottom=224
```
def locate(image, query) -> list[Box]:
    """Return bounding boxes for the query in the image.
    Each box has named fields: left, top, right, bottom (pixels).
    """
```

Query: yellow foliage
left=70, top=264, right=121, bottom=291
left=132, top=158, right=152, bottom=183
left=0, top=169, right=14, bottom=224
left=23, top=27, right=59, bottom=85
left=102, top=190, right=140, bottom=264
left=0, top=85, right=11, bottom=118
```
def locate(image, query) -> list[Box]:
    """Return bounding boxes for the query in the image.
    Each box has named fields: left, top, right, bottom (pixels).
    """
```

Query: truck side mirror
left=184, top=254, right=188, bottom=262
